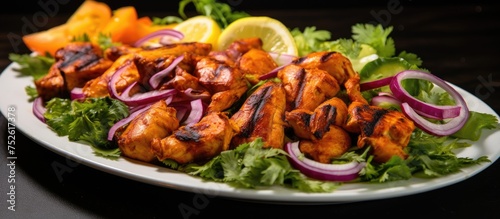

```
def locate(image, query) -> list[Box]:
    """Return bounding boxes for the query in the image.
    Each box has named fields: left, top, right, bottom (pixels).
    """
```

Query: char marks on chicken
left=35, top=42, right=112, bottom=101
left=343, top=75, right=415, bottom=163
left=230, top=81, right=287, bottom=149
left=293, top=51, right=357, bottom=86
left=151, top=112, right=238, bottom=164
left=117, top=100, right=179, bottom=163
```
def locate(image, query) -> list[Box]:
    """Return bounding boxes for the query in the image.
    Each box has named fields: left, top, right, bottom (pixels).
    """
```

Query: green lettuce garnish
left=452, top=111, right=499, bottom=141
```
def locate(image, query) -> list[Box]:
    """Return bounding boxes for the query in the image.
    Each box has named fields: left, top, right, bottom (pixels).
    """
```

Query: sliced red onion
left=32, top=97, right=46, bottom=123
left=149, top=55, right=184, bottom=89
left=390, top=70, right=462, bottom=119
left=107, top=104, right=152, bottom=141
left=174, top=104, right=190, bottom=124
left=70, top=87, right=85, bottom=100
left=258, top=52, right=296, bottom=80
left=133, top=29, right=184, bottom=48
left=401, top=102, right=469, bottom=136
left=181, top=88, right=211, bottom=102
left=182, top=98, right=206, bottom=125
left=360, top=76, right=393, bottom=91
left=108, top=66, right=177, bottom=107
left=268, top=51, right=297, bottom=66
left=284, top=141, right=365, bottom=182
left=259, top=64, right=288, bottom=80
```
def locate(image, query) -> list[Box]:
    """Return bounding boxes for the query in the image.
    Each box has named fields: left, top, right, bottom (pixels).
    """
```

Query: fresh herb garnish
left=152, top=16, right=183, bottom=25
left=8, top=53, right=54, bottom=80
left=184, top=138, right=339, bottom=193
left=178, top=0, right=250, bottom=28
left=43, top=97, right=129, bottom=157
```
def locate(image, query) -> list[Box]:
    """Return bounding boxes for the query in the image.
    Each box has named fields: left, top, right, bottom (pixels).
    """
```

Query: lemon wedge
left=217, top=16, right=298, bottom=56
left=173, top=15, right=221, bottom=47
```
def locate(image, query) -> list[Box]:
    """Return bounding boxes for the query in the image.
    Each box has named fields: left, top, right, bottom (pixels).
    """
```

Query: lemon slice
left=173, top=15, right=221, bottom=47
left=217, top=16, right=298, bottom=56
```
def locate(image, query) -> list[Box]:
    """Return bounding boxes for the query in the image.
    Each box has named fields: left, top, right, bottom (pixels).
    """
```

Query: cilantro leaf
left=8, top=53, right=54, bottom=80
left=71, top=33, right=91, bottom=42
left=398, top=51, right=423, bottom=66
left=185, top=138, right=338, bottom=193
left=359, top=156, right=412, bottom=182
left=96, top=33, right=121, bottom=51
left=25, top=86, right=38, bottom=102
left=406, top=130, right=490, bottom=177
left=291, top=26, right=332, bottom=57
left=322, top=38, right=362, bottom=59
left=178, top=0, right=250, bottom=28
left=152, top=16, right=183, bottom=25
left=352, top=23, right=396, bottom=57
left=44, top=97, right=129, bottom=156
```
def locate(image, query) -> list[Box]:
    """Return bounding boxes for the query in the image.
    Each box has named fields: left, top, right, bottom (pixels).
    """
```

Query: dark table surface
left=1, top=1, right=499, bottom=218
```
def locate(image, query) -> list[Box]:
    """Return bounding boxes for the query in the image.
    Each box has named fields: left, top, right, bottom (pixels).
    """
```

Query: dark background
left=1, top=0, right=499, bottom=218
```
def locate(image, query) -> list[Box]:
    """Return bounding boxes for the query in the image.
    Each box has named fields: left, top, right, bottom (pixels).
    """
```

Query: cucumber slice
left=359, top=57, right=414, bottom=83
left=350, top=44, right=378, bottom=72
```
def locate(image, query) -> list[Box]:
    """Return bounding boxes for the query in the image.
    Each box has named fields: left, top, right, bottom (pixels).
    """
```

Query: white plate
left=1, top=61, right=499, bottom=204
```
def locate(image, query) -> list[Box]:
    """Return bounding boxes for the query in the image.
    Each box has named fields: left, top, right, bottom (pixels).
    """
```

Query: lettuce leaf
left=452, top=111, right=499, bottom=141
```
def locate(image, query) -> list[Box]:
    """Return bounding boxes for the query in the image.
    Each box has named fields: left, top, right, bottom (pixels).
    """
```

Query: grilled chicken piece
left=160, top=67, right=211, bottom=100
left=238, top=48, right=278, bottom=85
left=353, top=104, right=415, bottom=163
left=299, top=125, right=351, bottom=164
left=293, top=51, right=357, bottom=85
left=133, top=53, right=178, bottom=90
left=343, top=75, right=415, bottom=163
left=344, top=75, right=369, bottom=133
left=104, top=45, right=142, bottom=61
left=55, top=42, right=113, bottom=92
left=194, top=56, right=249, bottom=113
left=82, top=54, right=139, bottom=98
left=132, top=42, right=212, bottom=89
left=117, top=100, right=179, bottom=163
left=230, top=81, right=287, bottom=149
left=35, top=63, right=67, bottom=101
left=278, top=64, right=340, bottom=111
left=209, top=37, right=264, bottom=66
left=224, top=37, right=264, bottom=60
left=151, top=112, right=238, bottom=164
left=286, top=97, right=349, bottom=140
left=35, top=42, right=112, bottom=100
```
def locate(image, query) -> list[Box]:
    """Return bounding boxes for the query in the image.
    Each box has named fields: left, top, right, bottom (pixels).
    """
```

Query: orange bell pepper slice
left=22, top=0, right=112, bottom=56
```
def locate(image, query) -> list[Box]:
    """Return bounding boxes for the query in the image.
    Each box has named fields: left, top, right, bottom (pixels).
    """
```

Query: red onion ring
left=268, top=51, right=297, bottom=66
left=360, top=76, right=394, bottom=92
left=107, top=104, right=152, bottom=141
left=108, top=65, right=177, bottom=107
left=70, top=87, right=85, bottom=100
left=32, top=97, right=46, bottom=123
left=149, top=55, right=184, bottom=89
left=284, top=141, right=365, bottom=182
left=182, top=99, right=206, bottom=125
left=133, top=29, right=184, bottom=47
left=401, top=101, right=469, bottom=136
left=259, top=64, right=288, bottom=80
left=390, top=70, right=462, bottom=119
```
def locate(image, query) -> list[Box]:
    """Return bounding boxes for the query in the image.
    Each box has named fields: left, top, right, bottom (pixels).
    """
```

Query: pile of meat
left=35, top=38, right=415, bottom=166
